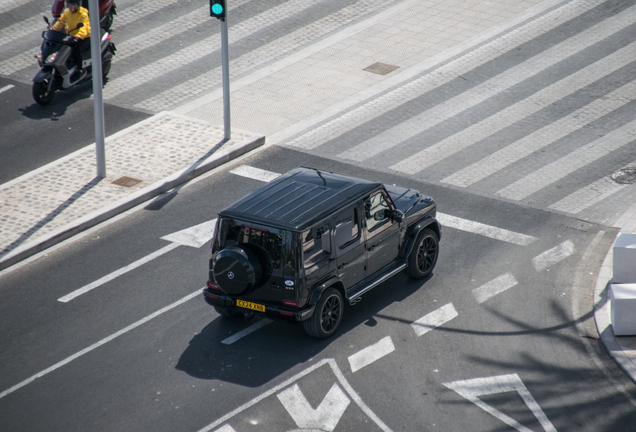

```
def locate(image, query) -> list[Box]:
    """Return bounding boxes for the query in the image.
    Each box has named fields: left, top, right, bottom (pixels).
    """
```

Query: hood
left=384, top=184, right=421, bottom=213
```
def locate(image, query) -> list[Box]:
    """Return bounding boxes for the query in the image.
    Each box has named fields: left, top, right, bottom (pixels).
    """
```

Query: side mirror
left=392, top=210, right=404, bottom=223
left=43, top=16, right=50, bottom=24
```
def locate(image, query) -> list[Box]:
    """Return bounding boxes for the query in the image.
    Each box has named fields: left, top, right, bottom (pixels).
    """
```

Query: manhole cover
left=610, top=168, right=636, bottom=184
left=363, top=62, right=399, bottom=75
left=112, top=176, right=142, bottom=188
left=567, top=220, right=594, bottom=232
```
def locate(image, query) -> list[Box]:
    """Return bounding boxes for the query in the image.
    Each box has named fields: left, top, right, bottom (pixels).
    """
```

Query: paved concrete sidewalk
left=594, top=204, right=636, bottom=386
left=0, top=112, right=264, bottom=271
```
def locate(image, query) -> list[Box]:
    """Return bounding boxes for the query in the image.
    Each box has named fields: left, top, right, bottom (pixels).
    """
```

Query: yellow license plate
left=237, top=300, right=265, bottom=312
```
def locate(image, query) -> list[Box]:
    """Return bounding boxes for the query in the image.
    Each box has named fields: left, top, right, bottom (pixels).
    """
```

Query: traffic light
left=210, top=0, right=226, bottom=20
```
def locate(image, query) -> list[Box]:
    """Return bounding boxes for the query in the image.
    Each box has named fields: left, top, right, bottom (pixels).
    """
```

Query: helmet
left=66, top=0, right=81, bottom=7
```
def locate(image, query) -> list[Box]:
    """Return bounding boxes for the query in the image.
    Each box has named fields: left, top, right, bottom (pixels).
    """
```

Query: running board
left=347, top=262, right=407, bottom=304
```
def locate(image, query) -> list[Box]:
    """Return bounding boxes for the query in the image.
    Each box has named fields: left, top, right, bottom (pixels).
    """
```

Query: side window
left=365, top=192, right=390, bottom=231
left=335, top=208, right=360, bottom=249
left=303, top=223, right=331, bottom=266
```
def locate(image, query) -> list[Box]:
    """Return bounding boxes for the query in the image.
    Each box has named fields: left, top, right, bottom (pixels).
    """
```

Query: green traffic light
left=212, top=4, right=223, bottom=15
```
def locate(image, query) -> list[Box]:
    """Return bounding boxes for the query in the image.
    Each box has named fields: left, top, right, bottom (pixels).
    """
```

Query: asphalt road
left=1, top=147, right=634, bottom=432
left=0, top=76, right=149, bottom=184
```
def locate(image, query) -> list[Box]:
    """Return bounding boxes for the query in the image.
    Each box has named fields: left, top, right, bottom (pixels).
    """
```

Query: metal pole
left=220, top=18, right=230, bottom=140
left=88, top=0, right=106, bottom=178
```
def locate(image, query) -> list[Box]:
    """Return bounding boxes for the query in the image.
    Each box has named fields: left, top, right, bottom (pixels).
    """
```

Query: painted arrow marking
left=58, top=219, right=217, bottom=302
left=277, top=383, right=351, bottom=432
left=443, top=374, right=556, bottom=432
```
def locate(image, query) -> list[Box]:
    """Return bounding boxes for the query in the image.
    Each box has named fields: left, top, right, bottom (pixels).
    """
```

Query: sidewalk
left=593, top=204, right=636, bottom=385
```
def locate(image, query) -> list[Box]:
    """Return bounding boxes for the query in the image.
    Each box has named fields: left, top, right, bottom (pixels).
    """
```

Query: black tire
left=405, top=228, right=439, bottom=279
left=32, top=78, right=56, bottom=105
left=303, top=287, right=344, bottom=339
left=102, top=59, right=111, bottom=78
left=213, top=306, right=254, bottom=320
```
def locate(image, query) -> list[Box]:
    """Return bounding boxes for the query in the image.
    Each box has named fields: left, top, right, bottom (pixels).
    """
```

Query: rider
left=51, top=0, right=91, bottom=78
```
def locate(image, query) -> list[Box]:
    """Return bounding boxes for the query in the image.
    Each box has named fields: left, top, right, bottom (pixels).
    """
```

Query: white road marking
left=532, top=240, right=575, bottom=271
left=440, top=47, right=636, bottom=187
left=411, top=303, right=458, bottom=337
left=230, top=166, right=281, bottom=183
left=496, top=117, right=636, bottom=200
left=198, top=358, right=393, bottom=432
left=58, top=243, right=180, bottom=302
left=0, top=289, right=201, bottom=401
left=0, top=84, right=14, bottom=94
left=548, top=174, right=628, bottom=214
left=342, top=5, right=636, bottom=168
left=58, top=219, right=216, bottom=302
left=277, top=383, right=350, bottom=431
left=437, top=213, right=537, bottom=246
left=221, top=319, right=272, bottom=345
left=472, top=273, right=518, bottom=304
left=213, top=426, right=236, bottom=432
left=348, top=336, right=395, bottom=373
left=443, top=374, right=556, bottom=432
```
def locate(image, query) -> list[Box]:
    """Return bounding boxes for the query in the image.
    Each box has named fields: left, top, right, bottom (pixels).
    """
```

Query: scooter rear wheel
left=32, top=78, right=56, bottom=105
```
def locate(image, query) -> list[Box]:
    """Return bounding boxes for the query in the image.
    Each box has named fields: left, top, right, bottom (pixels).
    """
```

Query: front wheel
left=32, top=78, right=56, bottom=105
left=405, top=228, right=439, bottom=279
left=303, top=287, right=344, bottom=339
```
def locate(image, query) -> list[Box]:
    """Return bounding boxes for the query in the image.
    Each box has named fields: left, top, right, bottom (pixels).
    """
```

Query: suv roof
left=219, top=167, right=382, bottom=231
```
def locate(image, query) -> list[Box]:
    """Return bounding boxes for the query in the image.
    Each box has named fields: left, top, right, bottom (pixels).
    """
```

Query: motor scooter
left=51, top=0, right=116, bottom=31
left=32, top=17, right=116, bottom=105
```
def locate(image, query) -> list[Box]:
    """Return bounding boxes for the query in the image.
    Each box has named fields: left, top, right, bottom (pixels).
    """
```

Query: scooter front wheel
left=32, top=78, right=56, bottom=105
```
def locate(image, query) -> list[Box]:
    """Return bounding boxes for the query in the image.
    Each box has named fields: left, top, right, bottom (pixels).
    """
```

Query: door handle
left=368, top=245, right=376, bottom=251
left=338, top=263, right=348, bottom=270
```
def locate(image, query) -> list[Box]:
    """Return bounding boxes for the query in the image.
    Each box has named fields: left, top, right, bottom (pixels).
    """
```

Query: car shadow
left=175, top=272, right=430, bottom=387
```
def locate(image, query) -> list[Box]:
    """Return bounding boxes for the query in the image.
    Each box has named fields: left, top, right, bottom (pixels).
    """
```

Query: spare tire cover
left=213, top=245, right=263, bottom=296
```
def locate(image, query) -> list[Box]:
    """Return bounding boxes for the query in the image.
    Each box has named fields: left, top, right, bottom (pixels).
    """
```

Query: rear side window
left=303, top=223, right=331, bottom=265
left=335, top=208, right=360, bottom=249
left=220, top=218, right=284, bottom=269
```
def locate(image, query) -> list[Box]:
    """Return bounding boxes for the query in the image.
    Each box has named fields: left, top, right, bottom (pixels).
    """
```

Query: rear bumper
left=203, top=288, right=315, bottom=323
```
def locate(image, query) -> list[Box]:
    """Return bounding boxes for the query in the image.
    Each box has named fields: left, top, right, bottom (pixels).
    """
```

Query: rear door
left=333, top=205, right=366, bottom=289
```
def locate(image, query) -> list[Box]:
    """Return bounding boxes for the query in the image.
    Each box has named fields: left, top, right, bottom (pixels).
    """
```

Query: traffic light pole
left=220, top=19, right=230, bottom=141
left=88, top=0, right=106, bottom=178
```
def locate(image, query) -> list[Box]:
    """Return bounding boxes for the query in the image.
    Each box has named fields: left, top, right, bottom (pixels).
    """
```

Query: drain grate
left=567, top=220, right=594, bottom=232
left=610, top=168, right=636, bottom=184
left=112, top=176, right=142, bottom=188
left=363, top=62, right=399, bottom=75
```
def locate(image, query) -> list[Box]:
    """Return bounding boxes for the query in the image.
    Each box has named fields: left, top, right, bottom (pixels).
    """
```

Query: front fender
left=33, top=69, right=52, bottom=83
left=401, top=217, right=441, bottom=259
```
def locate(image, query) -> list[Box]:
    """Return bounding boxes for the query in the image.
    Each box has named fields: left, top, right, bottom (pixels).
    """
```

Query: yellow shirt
left=52, top=6, right=91, bottom=39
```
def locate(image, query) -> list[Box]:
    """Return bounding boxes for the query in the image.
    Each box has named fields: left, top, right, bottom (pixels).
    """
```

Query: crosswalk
left=1, top=0, right=635, bottom=227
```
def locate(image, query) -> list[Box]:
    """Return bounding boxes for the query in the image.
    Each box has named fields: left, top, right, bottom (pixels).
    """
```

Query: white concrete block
left=610, top=283, right=636, bottom=336
left=613, top=233, right=636, bottom=283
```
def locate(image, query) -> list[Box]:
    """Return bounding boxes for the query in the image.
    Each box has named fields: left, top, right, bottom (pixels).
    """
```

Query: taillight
left=283, top=300, right=300, bottom=307
left=207, top=280, right=221, bottom=291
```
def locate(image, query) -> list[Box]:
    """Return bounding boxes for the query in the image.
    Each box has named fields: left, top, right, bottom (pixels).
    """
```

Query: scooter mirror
left=43, top=16, right=49, bottom=24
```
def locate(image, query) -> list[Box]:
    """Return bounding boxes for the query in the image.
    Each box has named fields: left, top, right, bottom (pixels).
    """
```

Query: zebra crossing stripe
left=348, top=336, right=395, bottom=373
left=0, top=0, right=24, bottom=15
left=284, top=0, right=604, bottom=151
left=436, top=48, right=636, bottom=187
left=497, top=118, right=636, bottom=201
left=357, top=4, right=636, bottom=173
left=472, top=273, right=518, bottom=304
left=411, top=303, right=458, bottom=337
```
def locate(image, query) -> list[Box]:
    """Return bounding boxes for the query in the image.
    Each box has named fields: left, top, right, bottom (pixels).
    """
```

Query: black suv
left=204, top=168, right=441, bottom=338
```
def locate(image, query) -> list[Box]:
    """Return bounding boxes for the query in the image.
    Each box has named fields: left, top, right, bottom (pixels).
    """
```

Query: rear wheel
left=32, top=78, right=56, bottom=105
left=405, top=228, right=439, bottom=279
left=303, top=287, right=344, bottom=339
left=102, top=59, right=111, bottom=78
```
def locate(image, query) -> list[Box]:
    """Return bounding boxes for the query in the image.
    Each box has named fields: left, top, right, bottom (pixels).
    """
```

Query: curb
left=0, top=132, right=265, bottom=272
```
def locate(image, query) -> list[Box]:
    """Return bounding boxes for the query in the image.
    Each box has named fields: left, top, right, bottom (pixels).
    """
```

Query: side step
left=346, top=261, right=407, bottom=304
